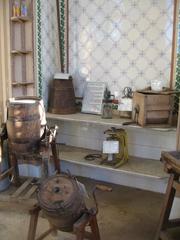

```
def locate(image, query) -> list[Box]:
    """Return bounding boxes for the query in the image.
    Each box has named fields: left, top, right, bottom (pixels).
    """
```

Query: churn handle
left=92, top=185, right=112, bottom=214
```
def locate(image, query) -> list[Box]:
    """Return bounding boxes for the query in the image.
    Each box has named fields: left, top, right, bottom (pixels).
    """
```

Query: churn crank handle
left=95, top=185, right=112, bottom=192
left=92, top=185, right=112, bottom=213
left=50, top=125, right=61, bottom=174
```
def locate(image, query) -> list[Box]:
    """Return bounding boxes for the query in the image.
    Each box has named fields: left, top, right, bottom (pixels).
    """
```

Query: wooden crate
left=132, top=91, right=174, bottom=126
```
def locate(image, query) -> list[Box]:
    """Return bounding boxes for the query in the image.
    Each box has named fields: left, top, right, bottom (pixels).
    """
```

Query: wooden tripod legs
left=73, top=212, right=101, bottom=240
left=27, top=206, right=41, bottom=240
left=27, top=207, right=101, bottom=240
left=89, top=214, right=101, bottom=240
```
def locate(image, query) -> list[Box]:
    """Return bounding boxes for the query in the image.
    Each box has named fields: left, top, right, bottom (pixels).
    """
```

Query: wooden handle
left=95, top=184, right=112, bottom=192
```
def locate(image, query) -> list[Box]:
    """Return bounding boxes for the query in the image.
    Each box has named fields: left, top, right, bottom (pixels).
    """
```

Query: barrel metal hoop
left=8, top=115, right=40, bottom=122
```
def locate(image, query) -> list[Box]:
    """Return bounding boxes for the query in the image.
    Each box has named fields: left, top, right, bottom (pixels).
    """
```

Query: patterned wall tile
left=175, top=8, right=180, bottom=113
left=36, top=0, right=61, bottom=108
left=69, top=0, right=174, bottom=97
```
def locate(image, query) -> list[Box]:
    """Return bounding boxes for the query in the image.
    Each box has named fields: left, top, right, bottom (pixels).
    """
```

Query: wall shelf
left=11, top=82, right=34, bottom=86
left=57, top=144, right=168, bottom=193
left=10, top=16, right=31, bottom=23
left=47, top=112, right=176, bottom=132
left=58, top=145, right=167, bottom=178
left=11, top=49, right=32, bottom=54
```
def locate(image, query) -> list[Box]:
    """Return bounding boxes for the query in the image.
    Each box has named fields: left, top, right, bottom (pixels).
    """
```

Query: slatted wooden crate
left=132, top=91, right=174, bottom=127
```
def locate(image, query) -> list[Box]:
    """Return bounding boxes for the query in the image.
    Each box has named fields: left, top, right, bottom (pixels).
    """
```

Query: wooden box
left=132, top=92, right=173, bottom=126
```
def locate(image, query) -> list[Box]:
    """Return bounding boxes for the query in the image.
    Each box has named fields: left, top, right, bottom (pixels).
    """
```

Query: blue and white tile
left=69, top=0, right=174, bottom=97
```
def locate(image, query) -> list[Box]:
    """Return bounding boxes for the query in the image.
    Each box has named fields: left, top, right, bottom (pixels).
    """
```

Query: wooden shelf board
left=47, top=112, right=176, bottom=132
left=12, top=82, right=34, bottom=86
left=57, top=144, right=168, bottom=179
left=10, top=16, right=31, bottom=22
left=11, top=50, right=32, bottom=54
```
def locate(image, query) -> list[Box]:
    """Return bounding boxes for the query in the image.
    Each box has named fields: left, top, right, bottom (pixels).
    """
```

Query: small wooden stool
left=155, top=151, right=180, bottom=240
left=27, top=205, right=101, bottom=240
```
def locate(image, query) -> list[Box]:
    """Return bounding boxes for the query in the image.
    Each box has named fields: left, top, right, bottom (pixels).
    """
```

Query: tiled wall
left=35, top=0, right=61, bottom=108
left=41, top=1, right=176, bottom=161
left=69, top=0, right=174, bottom=97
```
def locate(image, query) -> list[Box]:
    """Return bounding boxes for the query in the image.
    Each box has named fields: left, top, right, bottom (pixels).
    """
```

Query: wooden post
left=9, top=152, right=20, bottom=186
left=170, top=0, right=179, bottom=90
left=154, top=174, right=177, bottom=240
left=89, top=215, right=101, bottom=240
left=66, top=0, right=69, bottom=73
left=0, top=0, right=11, bottom=123
left=176, top=101, right=180, bottom=150
left=27, top=206, right=41, bottom=240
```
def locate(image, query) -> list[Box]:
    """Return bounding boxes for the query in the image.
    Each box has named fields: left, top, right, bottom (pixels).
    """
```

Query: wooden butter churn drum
left=48, top=74, right=76, bottom=114
left=37, top=174, right=86, bottom=232
left=6, top=97, right=46, bottom=154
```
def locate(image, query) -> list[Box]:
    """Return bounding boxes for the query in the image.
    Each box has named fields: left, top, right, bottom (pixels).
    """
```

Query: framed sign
left=81, top=82, right=106, bottom=114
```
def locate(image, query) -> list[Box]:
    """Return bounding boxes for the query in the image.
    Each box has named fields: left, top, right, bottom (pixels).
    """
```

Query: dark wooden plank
left=0, top=197, right=36, bottom=211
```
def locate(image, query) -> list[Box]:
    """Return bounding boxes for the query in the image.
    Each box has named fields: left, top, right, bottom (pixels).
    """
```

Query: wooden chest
left=132, top=92, right=173, bottom=126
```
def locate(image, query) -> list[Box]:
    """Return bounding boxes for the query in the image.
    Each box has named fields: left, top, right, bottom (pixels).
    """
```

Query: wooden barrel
left=48, top=77, right=76, bottom=114
left=6, top=98, right=42, bottom=153
left=37, top=174, right=86, bottom=232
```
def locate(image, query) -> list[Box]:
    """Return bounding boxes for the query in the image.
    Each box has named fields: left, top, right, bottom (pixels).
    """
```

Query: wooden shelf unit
left=9, top=0, right=35, bottom=97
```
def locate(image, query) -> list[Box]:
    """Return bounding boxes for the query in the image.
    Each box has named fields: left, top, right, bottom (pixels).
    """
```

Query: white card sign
left=118, top=98, right=132, bottom=111
left=81, top=82, right=106, bottom=114
left=103, top=140, right=119, bottom=154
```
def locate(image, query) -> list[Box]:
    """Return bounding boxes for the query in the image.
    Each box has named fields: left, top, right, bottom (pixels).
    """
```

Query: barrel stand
left=155, top=151, right=180, bottom=240
left=0, top=167, right=13, bottom=182
left=27, top=205, right=101, bottom=240
left=9, top=126, right=60, bottom=185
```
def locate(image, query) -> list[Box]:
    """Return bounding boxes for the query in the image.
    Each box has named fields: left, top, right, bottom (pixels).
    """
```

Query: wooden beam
left=0, top=0, right=11, bottom=123
left=66, top=0, right=69, bottom=73
left=176, top=102, right=180, bottom=150
left=170, top=0, right=179, bottom=89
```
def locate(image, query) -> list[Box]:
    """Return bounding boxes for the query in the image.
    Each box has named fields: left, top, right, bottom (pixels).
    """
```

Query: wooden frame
left=0, top=0, right=11, bottom=123
left=170, top=0, right=180, bottom=89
